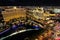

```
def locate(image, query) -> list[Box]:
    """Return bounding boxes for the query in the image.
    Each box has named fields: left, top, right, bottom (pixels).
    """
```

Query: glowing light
left=46, top=18, right=50, bottom=20
left=13, top=6, right=17, bottom=9
left=53, top=9, right=60, bottom=13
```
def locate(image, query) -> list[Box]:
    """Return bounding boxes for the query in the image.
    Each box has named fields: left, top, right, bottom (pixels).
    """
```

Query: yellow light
left=13, top=6, right=17, bottom=9
left=46, top=18, right=50, bottom=20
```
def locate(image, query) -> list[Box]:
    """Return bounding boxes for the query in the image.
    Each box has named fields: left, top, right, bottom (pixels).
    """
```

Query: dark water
left=2, top=28, right=44, bottom=40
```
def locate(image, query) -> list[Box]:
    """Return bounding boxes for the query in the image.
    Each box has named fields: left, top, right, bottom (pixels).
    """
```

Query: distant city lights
left=53, top=9, right=60, bottom=13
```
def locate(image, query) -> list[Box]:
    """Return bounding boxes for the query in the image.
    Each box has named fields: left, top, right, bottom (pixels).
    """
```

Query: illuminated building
left=2, top=7, right=26, bottom=22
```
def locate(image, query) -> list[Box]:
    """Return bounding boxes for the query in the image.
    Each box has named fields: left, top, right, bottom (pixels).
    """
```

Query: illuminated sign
left=53, top=9, right=60, bottom=13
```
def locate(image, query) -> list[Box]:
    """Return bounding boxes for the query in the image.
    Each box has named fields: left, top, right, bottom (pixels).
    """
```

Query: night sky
left=0, top=0, right=60, bottom=6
